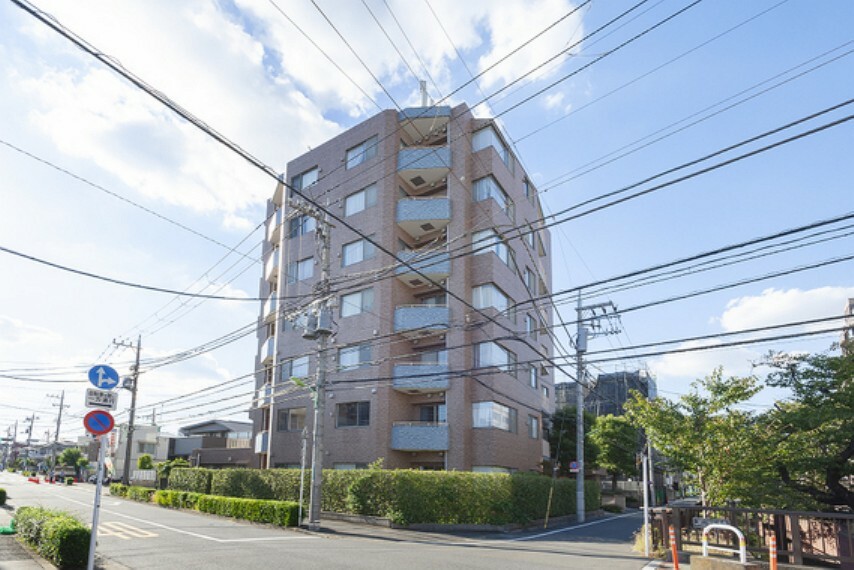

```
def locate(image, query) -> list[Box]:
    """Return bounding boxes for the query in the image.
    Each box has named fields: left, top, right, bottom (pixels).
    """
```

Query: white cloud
left=719, top=286, right=854, bottom=332
left=0, top=314, right=62, bottom=347
left=476, top=0, right=584, bottom=90
left=543, top=91, right=565, bottom=110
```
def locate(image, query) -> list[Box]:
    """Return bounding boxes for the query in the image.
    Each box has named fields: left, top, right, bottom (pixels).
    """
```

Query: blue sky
left=0, top=0, right=851, bottom=442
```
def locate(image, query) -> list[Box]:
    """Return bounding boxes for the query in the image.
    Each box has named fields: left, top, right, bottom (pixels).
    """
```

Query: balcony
left=395, top=251, right=450, bottom=288
left=263, top=294, right=277, bottom=323
left=392, top=364, right=449, bottom=393
left=391, top=421, right=449, bottom=451
left=394, top=305, right=449, bottom=338
left=254, top=430, right=268, bottom=454
left=398, top=106, right=451, bottom=142
left=398, top=146, right=450, bottom=192
left=256, top=383, right=272, bottom=407
left=266, top=208, right=283, bottom=243
left=261, top=336, right=275, bottom=364
left=265, top=250, right=279, bottom=282
left=396, top=197, right=450, bottom=240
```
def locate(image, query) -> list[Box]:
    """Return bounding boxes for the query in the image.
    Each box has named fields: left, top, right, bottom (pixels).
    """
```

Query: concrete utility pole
left=48, top=391, right=68, bottom=479
left=574, top=293, right=620, bottom=523
left=302, top=203, right=333, bottom=531
left=115, top=335, right=142, bottom=485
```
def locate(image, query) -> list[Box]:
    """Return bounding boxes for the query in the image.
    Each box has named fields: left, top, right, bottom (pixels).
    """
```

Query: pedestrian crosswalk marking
left=98, top=521, right=158, bottom=540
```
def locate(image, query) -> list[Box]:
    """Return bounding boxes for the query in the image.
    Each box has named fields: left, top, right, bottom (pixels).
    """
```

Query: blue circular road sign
left=84, top=410, right=115, bottom=436
left=88, top=365, right=120, bottom=390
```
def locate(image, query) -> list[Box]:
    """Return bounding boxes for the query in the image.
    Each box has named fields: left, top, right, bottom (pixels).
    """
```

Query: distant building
left=586, top=370, right=656, bottom=417
left=172, top=420, right=254, bottom=469
left=111, top=424, right=169, bottom=480
left=843, top=298, right=854, bottom=355
left=554, top=381, right=593, bottom=411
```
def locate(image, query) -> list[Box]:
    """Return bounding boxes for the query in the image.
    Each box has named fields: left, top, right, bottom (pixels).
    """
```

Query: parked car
left=87, top=473, right=111, bottom=484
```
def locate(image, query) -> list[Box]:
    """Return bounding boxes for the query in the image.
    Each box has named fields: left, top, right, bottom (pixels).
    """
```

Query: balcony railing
left=254, top=430, right=268, bottom=454
left=391, top=421, right=449, bottom=451
left=394, top=305, right=449, bottom=338
left=261, top=336, right=275, bottom=364
left=398, top=146, right=451, bottom=192
left=396, top=197, right=450, bottom=240
left=392, top=363, right=450, bottom=393
left=395, top=250, right=450, bottom=288
left=263, top=294, right=277, bottom=322
left=256, top=383, right=272, bottom=407
left=265, top=250, right=279, bottom=282
left=266, top=208, right=283, bottom=243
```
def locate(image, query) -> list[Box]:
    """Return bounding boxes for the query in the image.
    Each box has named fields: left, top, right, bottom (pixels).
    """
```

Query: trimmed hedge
left=109, top=483, right=156, bottom=503
left=168, top=468, right=212, bottom=494
left=109, top=483, right=128, bottom=497
left=153, top=490, right=203, bottom=510
left=0, top=488, right=6, bottom=505
left=167, top=468, right=600, bottom=526
left=15, top=506, right=90, bottom=569
left=195, top=495, right=299, bottom=527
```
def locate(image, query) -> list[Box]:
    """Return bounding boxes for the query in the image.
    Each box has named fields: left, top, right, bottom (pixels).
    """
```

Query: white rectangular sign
left=85, top=388, right=118, bottom=410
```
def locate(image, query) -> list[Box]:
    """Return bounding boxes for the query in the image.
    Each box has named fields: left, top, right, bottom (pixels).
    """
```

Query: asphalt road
left=0, top=472, right=652, bottom=569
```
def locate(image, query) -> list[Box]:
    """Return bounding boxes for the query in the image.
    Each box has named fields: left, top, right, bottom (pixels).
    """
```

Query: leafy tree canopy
left=589, top=414, right=641, bottom=489
left=548, top=405, right=599, bottom=476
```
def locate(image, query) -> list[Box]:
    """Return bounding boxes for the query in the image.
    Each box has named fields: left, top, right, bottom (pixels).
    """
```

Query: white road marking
left=98, top=521, right=158, bottom=540
left=53, top=494, right=315, bottom=544
left=507, top=512, right=640, bottom=542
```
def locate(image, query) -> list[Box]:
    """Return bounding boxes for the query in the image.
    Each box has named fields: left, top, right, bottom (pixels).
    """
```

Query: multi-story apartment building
left=251, top=103, right=553, bottom=473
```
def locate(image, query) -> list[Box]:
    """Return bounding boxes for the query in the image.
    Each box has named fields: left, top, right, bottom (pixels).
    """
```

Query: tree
left=137, top=453, right=154, bottom=470
left=58, top=447, right=83, bottom=477
left=589, top=414, right=641, bottom=490
left=548, top=405, right=599, bottom=476
left=155, top=458, right=189, bottom=481
left=762, top=349, right=854, bottom=510
left=624, top=369, right=768, bottom=506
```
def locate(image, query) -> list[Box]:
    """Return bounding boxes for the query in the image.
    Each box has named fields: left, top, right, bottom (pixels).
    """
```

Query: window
left=472, top=401, right=517, bottom=433
left=473, top=176, right=513, bottom=219
left=334, top=463, right=369, bottom=470
left=344, top=184, right=378, bottom=216
left=528, top=364, right=538, bottom=389
left=472, top=229, right=514, bottom=268
left=346, top=135, right=378, bottom=169
left=472, top=125, right=513, bottom=172
left=528, top=415, right=540, bottom=439
left=277, top=408, right=306, bottom=431
left=417, top=349, right=448, bottom=365
left=137, top=442, right=156, bottom=454
left=525, top=224, right=536, bottom=248
left=291, top=167, right=318, bottom=191
left=474, top=342, right=516, bottom=376
left=526, top=314, right=537, bottom=339
left=472, top=283, right=514, bottom=321
left=524, top=268, right=536, bottom=292
left=340, top=288, right=374, bottom=317
left=543, top=385, right=550, bottom=398
left=288, top=214, right=316, bottom=238
left=419, top=292, right=447, bottom=306
left=342, top=238, right=376, bottom=266
left=281, top=356, right=310, bottom=381
left=286, top=257, right=313, bottom=283
left=339, top=343, right=371, bottom=370
left=524, top=179, right=534, bottom=201
left=336, top=401, right=370, bottom=427
left=419, top=404, right=447, bottom=423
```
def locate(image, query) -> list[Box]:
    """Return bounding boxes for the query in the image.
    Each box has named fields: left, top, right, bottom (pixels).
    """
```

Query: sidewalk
left=0, top=502, right=56, bottom=570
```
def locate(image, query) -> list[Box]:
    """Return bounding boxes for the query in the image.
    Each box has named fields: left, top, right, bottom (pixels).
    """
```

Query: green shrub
left=211, top=469, right=274, bottom=499
left=64, top=477, right=73, bottom=486
left=195, top=495, right=298, bottom=526
left=0, top=488, right=6, bottom=505
left=153, top=490, right=202, bottom=509
left=109, top=483, right=128, bottom=497
left=15, top=507, right=90, bottom=569
left=126, top=486, right=156, bottom=502
left=602, top=504, right=623, bottom=513
left=168, top=468, right=213, bottom=494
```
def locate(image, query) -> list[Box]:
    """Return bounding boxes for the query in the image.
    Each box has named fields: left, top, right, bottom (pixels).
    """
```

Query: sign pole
left=87, top=435, right=106, bottom=570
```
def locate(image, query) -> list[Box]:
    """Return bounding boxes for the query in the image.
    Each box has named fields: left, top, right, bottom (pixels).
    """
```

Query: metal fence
left=652, top=505, right=854, bottom=568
